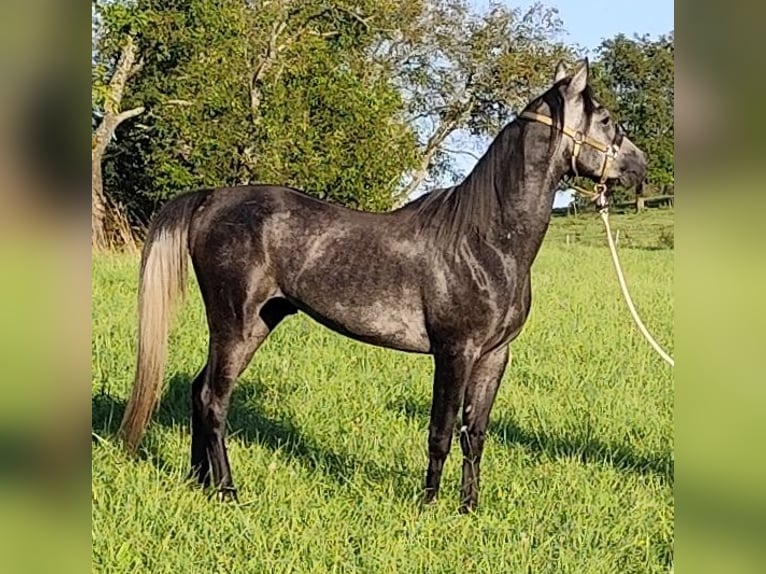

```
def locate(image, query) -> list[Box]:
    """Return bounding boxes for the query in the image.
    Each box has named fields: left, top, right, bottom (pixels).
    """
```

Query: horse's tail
left=119, top=190, right=209, bottom=451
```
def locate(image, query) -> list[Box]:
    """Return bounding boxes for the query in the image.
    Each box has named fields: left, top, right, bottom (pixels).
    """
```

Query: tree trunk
left=91, top=157, right=108, bottom=249
left=92, top=107, right=143, bottom=248
left=91, top=35, right=143, bottom=250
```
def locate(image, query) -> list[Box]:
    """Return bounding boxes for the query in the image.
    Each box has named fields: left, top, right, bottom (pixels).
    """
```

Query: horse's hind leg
left=198, top=331, right=264, bottom=501
left=190, top=365, right=211, bottom=486
left=191, top=291, right=295, bottom=500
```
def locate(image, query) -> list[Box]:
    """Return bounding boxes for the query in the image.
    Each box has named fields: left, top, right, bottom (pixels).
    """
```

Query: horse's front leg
left=423, top=345, right=479, bottom=505
left=459, top=345, right=509, bottom=513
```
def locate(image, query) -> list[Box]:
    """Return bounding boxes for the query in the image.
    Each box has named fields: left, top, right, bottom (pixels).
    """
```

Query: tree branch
left=397, top=97, right=476, bottom=200
left=91, top=35, right=143, bottom=248
left=250, top=17, right=290, bottom=116
left=441, top=147, right=481, bottom=160
left=104, top=35, right=142, bottom=115
left=334, top=6, right=372, bottom=30
left=115, top=106, right=145, bottom=124
left=163, top=99, right=193, bottom=107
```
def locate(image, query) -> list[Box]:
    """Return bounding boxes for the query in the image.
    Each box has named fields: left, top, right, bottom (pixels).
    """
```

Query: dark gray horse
left=120, top=59, right=646, bottom=512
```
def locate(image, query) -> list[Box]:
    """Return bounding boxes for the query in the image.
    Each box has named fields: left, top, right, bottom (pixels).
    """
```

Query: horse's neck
left=468, top=131, right=567, bottom=268
left=510, top=164, right=565, bottom=263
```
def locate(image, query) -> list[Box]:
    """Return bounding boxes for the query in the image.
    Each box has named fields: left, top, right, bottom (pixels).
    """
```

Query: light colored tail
left=119, top=190, right=208, bottom=451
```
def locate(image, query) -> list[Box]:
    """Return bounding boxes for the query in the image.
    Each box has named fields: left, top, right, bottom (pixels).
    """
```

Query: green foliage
left=253, top=31, right=417, bottom=211
left=99, top=0, right=420, bottom=222
left=101, top=0, right=259, bottom=219
left=92, top=226, right=673, bottom=572
left=590, top=33, right=674, bottom=196
left=93, top=1, right=674, bottom=228
left=92, top=0, right=150, bottom=112
left=94, top=0, right=574, bottom=222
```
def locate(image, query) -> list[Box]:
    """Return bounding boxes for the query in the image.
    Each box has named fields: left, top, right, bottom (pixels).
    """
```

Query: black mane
left=403, top=79, right=598, bottom=250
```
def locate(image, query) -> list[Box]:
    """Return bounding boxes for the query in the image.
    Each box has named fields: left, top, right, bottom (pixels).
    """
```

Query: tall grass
left=92, top=212, right=673, bottom=573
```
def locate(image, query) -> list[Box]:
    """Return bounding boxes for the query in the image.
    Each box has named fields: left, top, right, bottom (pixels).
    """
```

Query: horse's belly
left=293, top=297, right=431, bottom=354
left=276, top=225, right=431, bottom=352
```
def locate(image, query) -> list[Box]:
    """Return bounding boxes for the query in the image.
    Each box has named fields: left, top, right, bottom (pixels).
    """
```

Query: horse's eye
left=600, top=116, right=611, bottom=126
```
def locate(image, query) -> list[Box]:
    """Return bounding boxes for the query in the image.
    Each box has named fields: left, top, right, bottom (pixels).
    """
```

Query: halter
left=519, top=110, right=624, bottom=207
left=521, top=111, right=674, bottom=368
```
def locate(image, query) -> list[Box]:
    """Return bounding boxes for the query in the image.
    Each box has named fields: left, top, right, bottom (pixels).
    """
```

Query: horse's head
left=522, top=59, right=647, bottom=190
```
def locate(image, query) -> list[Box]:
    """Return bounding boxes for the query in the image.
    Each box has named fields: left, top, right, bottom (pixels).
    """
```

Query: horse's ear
left=567, top=58, right=589, bottom=95
left=553, top=60, right=568, bottom=83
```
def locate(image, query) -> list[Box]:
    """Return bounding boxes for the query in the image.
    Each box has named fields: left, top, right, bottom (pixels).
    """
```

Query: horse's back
left=188, top=185, right=433, bottom=353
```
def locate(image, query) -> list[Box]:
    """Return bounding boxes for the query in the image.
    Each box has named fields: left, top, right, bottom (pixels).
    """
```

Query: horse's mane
left=403, top=80, right=597, bottom=250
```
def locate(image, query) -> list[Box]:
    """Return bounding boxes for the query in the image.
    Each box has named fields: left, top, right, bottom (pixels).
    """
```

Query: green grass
left=547, top=207, right=674, bottom=249
left=92, top=212, right=674, bottom=573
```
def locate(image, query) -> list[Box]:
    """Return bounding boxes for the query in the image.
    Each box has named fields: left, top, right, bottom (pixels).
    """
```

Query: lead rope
left=572, top=186, right=675, bottom=367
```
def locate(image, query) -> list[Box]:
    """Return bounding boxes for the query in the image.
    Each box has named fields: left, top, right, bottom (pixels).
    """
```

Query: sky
left=471, top=0, right=673, bottom=52
left=453, top=0, right=674, bottom=207
left=526, top=0, right=674, bottom=53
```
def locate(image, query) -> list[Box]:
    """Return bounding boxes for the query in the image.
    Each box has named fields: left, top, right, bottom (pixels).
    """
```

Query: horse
left=119, top=59, right=647, bottom=512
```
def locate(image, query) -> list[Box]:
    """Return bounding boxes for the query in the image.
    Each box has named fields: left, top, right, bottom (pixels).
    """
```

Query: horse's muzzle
left=618, top=150, right=648, bottom=190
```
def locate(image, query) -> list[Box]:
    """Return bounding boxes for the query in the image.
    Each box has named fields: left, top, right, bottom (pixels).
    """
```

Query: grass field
left=92, top=211, right=674, bottom=573
left=546, top=207, right=675, bottom=250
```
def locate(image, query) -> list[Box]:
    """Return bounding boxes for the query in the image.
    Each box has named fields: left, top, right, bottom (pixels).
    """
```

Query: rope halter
left=519, top=110, right=625, bottom=209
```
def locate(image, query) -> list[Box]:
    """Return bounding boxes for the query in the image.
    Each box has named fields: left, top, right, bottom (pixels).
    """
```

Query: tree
left=590, top=32, right=674, bottom=198
left=92, top=2, right=148, bottom=248
left=246, top=0, right=419, bottom=210
left=101, top=0, right=420, bottom=226
left=373, top=1, right=571, bottom=200
left=93, top=0, right=574, bottom=242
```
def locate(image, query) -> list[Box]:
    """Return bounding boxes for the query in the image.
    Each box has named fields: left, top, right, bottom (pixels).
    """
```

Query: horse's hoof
left=458, top=499, right=479, bottom=515
left=421, top=490, right=438, bottom=507
left=216, top=487, right=239, bottom=503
